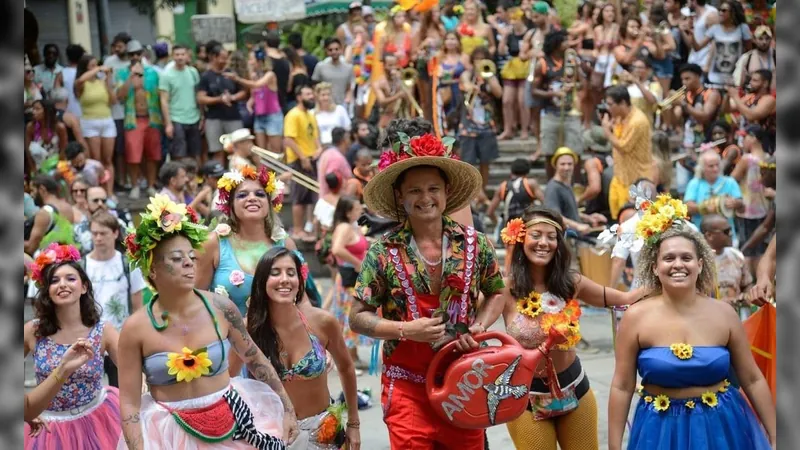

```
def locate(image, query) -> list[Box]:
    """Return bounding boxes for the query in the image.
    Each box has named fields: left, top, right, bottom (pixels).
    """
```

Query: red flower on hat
left=409, top=134, right=447, bottom=157
left=186, top=206, right=200, bottom=224
left=125, top=232, right=140, bottom=256
left=458, top=23, right=475, bottom=37
left=378, top=150, right=410, bottom=171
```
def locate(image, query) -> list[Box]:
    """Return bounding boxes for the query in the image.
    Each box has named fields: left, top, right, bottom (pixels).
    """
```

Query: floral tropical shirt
left=354, top=216, right=504, bottom=359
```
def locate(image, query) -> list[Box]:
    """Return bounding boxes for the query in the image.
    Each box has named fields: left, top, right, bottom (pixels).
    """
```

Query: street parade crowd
left=22, top=0, right=778, bottom=448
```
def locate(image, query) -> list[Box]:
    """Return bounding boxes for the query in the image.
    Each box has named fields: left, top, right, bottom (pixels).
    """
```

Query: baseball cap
left=754, top=25, right=773, bottom=38
left=349, top=1, right=363, bottom=10
left=362, top=5, right=374, bottom=16
left=200, top=161, right=226, bottom=178
left=126, top=40, right=144, bottom=54
left=153, top=42, right=170, bottom=58
left=533, top=1, right=549, bottom=14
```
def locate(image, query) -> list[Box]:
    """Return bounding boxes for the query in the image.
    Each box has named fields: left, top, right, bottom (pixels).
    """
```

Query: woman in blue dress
left=607, top=194, right=775, bottom=450
left=194, top=166, right=321, bottom=375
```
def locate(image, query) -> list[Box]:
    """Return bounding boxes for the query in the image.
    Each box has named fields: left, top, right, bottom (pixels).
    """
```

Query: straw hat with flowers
left=363, top=132, right=483, bottom=220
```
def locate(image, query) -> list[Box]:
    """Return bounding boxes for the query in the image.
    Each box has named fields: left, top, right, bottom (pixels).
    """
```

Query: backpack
left=79, top=252, right=133, bottom=317
left=499, top=177, right=536, bottom=222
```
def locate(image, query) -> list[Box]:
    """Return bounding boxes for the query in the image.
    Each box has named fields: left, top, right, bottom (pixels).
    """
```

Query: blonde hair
left=634, top=225, right=717, bottom=296
left=313, top=82, right=336, bottom=112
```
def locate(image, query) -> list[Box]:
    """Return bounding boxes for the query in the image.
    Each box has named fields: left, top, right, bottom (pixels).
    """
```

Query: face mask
left=302, top=100, right=316, bottom=109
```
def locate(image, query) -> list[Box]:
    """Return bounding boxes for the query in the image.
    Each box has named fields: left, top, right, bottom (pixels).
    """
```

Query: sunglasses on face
left=72, top=188, right=87, bottom=194
left=133, top=72, right=144, bottom=77
left=720, top=7, right=730, bottom=12
left=128, top=52, right=143, bottom=57
left=90, top=198, right=108, bottom=204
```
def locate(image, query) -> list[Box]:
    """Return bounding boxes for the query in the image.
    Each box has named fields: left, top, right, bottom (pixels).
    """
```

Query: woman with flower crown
left=194, top=166, right=321, bottom=374
left=608, top=194, right=775, bottom=450
left=498, top=206, right=644, bottom=450
left=117, top=194, right=298, bottom=449
left=23, top=243, right=122, bottom=449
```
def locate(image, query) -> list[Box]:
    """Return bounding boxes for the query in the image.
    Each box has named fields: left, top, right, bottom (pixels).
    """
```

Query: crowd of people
left=22, top=0, right=778, bottom=447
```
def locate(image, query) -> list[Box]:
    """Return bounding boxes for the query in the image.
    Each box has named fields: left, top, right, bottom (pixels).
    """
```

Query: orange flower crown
left=500, top=217, right=564, bottom=246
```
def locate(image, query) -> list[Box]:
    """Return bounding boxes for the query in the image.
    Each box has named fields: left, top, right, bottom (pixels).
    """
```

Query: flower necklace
left=516, top=291, right=583, bottom=350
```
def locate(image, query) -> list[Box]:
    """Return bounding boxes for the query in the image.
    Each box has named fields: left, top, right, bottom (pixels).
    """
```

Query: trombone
left=464, top=59, right=497, bottom=109
left=656, top=86, right=687, bottom=115
left=395, top=68, right=424, bottom=117
left=250, top=146, right=320, bottom=193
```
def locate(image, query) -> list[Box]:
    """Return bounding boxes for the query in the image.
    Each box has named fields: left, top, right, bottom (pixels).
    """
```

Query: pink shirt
left=317, top=147, right=352, bottom=196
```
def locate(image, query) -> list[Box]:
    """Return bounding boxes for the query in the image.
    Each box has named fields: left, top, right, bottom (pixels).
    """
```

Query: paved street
left=25, top=277, right=633, bottom=449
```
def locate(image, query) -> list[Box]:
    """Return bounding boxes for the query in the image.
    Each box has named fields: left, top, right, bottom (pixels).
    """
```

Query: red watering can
left=426, top=331, right=558, bottom=429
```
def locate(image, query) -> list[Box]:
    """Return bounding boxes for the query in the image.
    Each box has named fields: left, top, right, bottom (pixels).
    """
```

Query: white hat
left=219, top=128, right=255, bottom=148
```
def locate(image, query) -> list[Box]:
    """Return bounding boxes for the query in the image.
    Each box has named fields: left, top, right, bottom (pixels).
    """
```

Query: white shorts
left=81, top=117, right=117, bottom=139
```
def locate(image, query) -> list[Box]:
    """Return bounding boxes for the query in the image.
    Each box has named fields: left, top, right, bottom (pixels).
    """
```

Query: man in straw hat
left=544, top=147, right=607, bottom=234
left=349, top=118, right=505, bottom=449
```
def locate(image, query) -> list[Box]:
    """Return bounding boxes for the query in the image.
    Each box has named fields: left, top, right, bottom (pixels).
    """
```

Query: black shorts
left=287, top=160, right=318, bottom=206
left=339, top=266, right=359, bottom=288
left=737, top=216, right=768, bottom=257
left=459, top=131, right=499, bottom=165
left=170, top=122, right=202, bottom=159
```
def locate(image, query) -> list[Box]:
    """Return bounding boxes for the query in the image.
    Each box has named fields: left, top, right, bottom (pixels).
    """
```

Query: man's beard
left=33, top=194, right=43, bottom=207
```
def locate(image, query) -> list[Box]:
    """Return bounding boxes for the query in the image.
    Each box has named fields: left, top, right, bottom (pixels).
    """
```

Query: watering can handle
left=425, top=331, right=520, bottom=393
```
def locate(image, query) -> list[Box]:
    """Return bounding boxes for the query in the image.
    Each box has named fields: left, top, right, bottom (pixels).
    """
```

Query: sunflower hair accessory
left=125, top=194, right=208, bottom=277
left=27, top=243, right=81, bottom=287
left=758, top=161, right=776, bottom=170
left=215, top=165, right=285, bottom=215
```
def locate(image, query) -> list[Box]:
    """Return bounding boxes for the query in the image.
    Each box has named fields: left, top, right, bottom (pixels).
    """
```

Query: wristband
left=399, top=322, right=406, bottom=341
left=53, top=368, right=65, bottom=384
left=346, top=421, right=360, bottom=429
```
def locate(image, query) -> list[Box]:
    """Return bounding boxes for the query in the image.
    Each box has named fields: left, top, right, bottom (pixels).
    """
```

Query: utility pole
left=97, top=0, right=112, bottom=59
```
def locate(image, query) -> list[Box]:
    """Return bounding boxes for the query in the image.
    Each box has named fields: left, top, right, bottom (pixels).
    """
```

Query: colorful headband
left=27, top=243, right=81, bottom=287
left=126, top=194, right=208, bottom=277
left=500, top=217, right=564, bottom=246
left=759, top=161, right=776, bottom=170
left=215, top=165, right=284, bottom=215
left=378, top=132, right=457, bottom=171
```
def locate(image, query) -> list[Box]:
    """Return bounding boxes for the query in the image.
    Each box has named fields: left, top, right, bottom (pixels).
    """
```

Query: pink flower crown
left=215, top=165, right=285, bottom=215
left=27, top=243, right=81, bottom=287
left=377, top=132, right=458, bottom=172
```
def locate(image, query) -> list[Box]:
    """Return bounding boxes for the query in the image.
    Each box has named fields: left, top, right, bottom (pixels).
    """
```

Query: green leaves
left=192, top=347, right=208, bottom=356
left=441, top=136, right=456, bottom=153
left=454, top=323, right=470, bottom=335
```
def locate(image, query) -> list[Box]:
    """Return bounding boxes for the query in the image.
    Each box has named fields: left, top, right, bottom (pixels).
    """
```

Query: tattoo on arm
left=122, top=413, right=140, bottom=425
left=349, top=301, right=381, bottom=337
left=248, top=359, right=295, bottom=413
left=214, top=294, right=250, bottom=341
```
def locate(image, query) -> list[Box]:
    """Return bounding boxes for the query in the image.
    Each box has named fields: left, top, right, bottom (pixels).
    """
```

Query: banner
left=234, top=0, right=306, bottom=23
left=191, top=14, right=237, bottom=44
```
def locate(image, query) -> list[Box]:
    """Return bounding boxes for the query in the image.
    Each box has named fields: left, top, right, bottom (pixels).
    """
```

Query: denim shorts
left=253, top=112, right=284, bottom=136
left=650, top=58, right=674, bottom=79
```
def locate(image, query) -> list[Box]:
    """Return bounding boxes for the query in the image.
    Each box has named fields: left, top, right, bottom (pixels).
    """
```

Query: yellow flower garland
left=639, top=379, right=729, bottom=412
left=516, top=291, right=543, bottom=318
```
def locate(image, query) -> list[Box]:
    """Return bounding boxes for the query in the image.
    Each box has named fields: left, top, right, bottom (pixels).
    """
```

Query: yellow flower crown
left=215, top=165, right=284, bottom=215
left=635, top=194, right=690, bottom=244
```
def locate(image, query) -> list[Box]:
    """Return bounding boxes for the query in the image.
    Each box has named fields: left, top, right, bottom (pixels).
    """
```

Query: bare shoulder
left=23, top=320, right=38, bottom=342
left=203, top=231, right=221, bottom=252
left=704, top=296, right=740, bottom=323
left=304, top=304, right=339, bottom=333
left=119, top=309, right=148, bottom=339
left=283, top=237, right=297, bottom=251
left=621, top=295, right=660, bottom=323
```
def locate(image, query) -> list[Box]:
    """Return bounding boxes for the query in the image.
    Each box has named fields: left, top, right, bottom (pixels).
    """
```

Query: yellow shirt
left=79, top=79, right=112, bottom=120
left=612, top=106, right=653, bottom=186
left=283, top=107, right=319, bottom=164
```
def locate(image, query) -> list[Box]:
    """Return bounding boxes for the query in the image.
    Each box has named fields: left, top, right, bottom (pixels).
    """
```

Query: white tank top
left=687, top=5, right=718, bottom=69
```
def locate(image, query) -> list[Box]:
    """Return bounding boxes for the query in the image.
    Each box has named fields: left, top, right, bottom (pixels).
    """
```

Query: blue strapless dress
left=628, top=346, right=771, bottom=450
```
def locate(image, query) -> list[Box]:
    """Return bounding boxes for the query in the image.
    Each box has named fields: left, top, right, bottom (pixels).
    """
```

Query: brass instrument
left=464, top=59, right=497, bottom=109
left=670, top=138, right=727, bottom=162
left=558, top=49, right=582, bottom=146
left=655, top=86, right=687, bottom=115
left=250, top=146, right=321, bottom=193
left=394, top=68, right=424, bottom=118
left=611, top=70, right=633, bottom=86
left=653, top=21, right=670, bottom=35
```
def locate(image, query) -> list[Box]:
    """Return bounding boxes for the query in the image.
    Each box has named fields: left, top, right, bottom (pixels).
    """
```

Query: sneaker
left=146, top=186, right=157, bottom=197
left=129, top=186, right=141, bottom=200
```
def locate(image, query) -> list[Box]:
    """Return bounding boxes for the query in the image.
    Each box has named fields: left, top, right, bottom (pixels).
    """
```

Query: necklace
left=410, top=235, right=449, bottom=267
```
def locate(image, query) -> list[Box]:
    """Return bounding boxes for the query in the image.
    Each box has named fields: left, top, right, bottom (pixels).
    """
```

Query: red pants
left=125, top=117, right=161, bottom=164
left=382, top=377, right=485, bottom=450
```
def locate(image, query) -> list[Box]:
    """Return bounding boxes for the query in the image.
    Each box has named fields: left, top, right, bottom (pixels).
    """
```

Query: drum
left=578, top=245, right=613, bottom=288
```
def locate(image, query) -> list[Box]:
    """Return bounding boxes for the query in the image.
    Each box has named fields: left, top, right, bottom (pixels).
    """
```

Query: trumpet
left=464, top=59, right=497, bottom=109
left=558, top=49, right=582, bottom=145
left=394, top=68, right=424, bottom=118
left=610, top=70, right=633, bottom=86
left=655, top=86, right=687, bottom=115
left=653, top=21, right=670, bottom=35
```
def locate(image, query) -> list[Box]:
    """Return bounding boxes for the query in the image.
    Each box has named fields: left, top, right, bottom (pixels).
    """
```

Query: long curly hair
left=509, top=206, right=577, bottom=300
left=634, top=225, right=717, bottom=296
left=34, top=261, right=101, bottom=338
left=247, top=247, right=306, bottom=375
